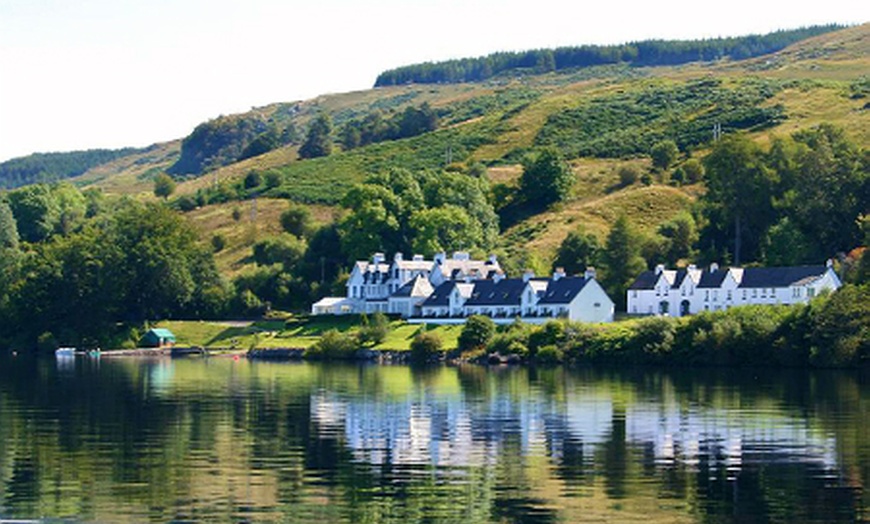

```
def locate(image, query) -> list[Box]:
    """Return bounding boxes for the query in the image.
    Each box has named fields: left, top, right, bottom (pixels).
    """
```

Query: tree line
left=0, top=184, right=229, bottom=350
left=374, top=25, right=843, bottom=86
left=0, top=148, right=143, bottom=190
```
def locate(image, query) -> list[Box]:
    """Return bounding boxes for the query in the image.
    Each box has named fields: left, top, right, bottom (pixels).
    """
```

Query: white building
left=626, top=261, right=841, bottom=317
left=311, top=251, right=500, bottom=317
left=417, top=268, right=614, bottom=325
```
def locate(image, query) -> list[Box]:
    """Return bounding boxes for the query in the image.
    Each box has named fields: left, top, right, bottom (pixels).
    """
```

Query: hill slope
left=3, top=24, right=867, bottom=280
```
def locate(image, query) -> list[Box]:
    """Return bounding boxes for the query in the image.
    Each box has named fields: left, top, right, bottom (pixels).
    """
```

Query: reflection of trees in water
left=0, top=359, right=867, bottom=522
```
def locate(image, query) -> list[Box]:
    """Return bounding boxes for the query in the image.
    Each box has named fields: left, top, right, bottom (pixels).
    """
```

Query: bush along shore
left=245, top=284, right=868, bottom=368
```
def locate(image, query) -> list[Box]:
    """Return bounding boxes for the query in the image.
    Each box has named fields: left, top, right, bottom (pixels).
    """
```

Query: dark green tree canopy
left=650, top=140, right=680, bottom=171
left=0, top=201, right=20, bottom=251
left=520, top=148, right=574, bottom=208
left=299, top=113, right=333, bottom=159
left=601, top=215, right=647, bottom=310
left=554, top=229, right=601, bottom=275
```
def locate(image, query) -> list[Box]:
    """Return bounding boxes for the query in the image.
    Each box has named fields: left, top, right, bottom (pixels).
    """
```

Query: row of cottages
left=311, top=251, right=501, bottom=317
left=417, top=268, right=614, bottom=325
left=627, top=260, right=841, bottom=317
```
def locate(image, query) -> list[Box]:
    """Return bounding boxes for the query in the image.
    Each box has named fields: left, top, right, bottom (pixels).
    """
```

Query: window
left=705, top=290, right=709, bottom=302
left=760, top=288, right=766, bottom=298
left=713, top=290, right=718, bottom=302
left=752, top=289, right=758, bottom=298
left=727, top=290, right=732, bottom=301
left=808, top=288, right=815, bottom=298
left=742, top=289, right=747, bottom=300
left=631, top=290, right=638, bottom=298
left=681, top=287, right=686, bottom=296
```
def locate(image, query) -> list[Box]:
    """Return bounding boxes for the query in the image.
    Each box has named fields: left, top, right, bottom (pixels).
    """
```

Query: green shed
left=140, top=328, right=177, bottom=348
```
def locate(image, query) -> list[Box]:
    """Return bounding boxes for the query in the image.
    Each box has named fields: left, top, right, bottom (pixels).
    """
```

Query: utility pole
left=713, top=122, right=722, bottom=142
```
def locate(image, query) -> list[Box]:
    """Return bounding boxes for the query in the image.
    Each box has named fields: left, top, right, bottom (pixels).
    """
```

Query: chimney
left=434, top=252, right=446, bottom=265
left=373, top=252, right=385, bottom=265
left=826, top=258, right=834, bottom=268
left=688, top=264, right=697, bottom=271
left=488, top=254, right=498, bottom=265
left=709, top=262, right=719, bottom=273
left=493, top=270, right=505, bottom=283
left=523, top=269, right=535, bottom=283
left=394, top=252, right=403, bottom=262
left=453, top=251, right=470, bottom=261
left=584, top=266, right=597, bottom=280
left=553, top=267, right=566, bottom=281
left=655, top=263, right=665, bottom=275
left=412, top=254, right=424, bottom=262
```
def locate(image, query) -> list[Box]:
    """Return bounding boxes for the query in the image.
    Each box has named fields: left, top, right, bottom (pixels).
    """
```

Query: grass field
left=156, top=316, right=463, bottom=351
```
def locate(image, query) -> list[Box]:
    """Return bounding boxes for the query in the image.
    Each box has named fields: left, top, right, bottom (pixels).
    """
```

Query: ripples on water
left=0, top=357, right=866, bottom=523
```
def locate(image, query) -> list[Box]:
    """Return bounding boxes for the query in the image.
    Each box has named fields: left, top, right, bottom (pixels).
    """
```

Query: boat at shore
left=55, top=347, right=76, bottom=357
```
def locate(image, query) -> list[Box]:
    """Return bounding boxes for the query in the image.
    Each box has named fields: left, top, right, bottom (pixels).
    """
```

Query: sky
left=0, top=0, right=867, bottom=162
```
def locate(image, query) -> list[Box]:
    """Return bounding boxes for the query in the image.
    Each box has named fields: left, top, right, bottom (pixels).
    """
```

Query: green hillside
left=1, top=24, right=867, bottom=298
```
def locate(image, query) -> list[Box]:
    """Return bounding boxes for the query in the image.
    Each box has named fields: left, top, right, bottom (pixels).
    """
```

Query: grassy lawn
left=156, top=316, right=464, bottom=351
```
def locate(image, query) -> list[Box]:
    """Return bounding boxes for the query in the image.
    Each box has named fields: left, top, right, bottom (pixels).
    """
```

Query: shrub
left=458, top=315, right=496, bottom=352
left=244, top=171, right=262, bottom=189
left=618, top=165, right=640, bottom=186
left=305, top=329, right=358, bottom=359
left=211, top=234, right=226, bottom=253
left=681, top=158, right=704, bottom=183
left=651, top=140, right=680, bottom=170
left=410, top=332, right=443, bottom=363
left=357, top=312, right=389, bottom=347
left=535, top=344, right=563, bottom=364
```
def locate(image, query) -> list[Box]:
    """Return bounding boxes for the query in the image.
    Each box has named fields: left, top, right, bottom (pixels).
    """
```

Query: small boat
left=55, top=347, right=76, bottom=357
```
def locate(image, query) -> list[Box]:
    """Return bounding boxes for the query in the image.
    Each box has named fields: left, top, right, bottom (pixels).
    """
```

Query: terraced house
left=627, top=261, right=842, bottom=317
left=417, top=267, right=614, bottom=325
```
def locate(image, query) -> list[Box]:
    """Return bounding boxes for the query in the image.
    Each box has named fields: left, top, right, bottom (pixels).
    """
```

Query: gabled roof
left=391, top=275, right=433, bottom=298
left=628, top=271, right=658, bottom=290
left=464, top=279, right=525, bottom=306
left=738, top=266, right=829, bottom=288
left=537, top=277, right=592, bottom=305
left=147, top=328, right=175, bottom=339
left=421, top=281, right=456, bottom=307
left=698, top=269, right=729, bottom=289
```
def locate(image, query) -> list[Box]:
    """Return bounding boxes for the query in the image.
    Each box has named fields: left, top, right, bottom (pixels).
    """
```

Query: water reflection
left=0, top=357, right=866, bottom=523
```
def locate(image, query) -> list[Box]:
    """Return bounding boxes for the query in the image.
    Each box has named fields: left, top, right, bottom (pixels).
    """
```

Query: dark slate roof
left=738, top=266, right=828, bottom=288
left=628, top=271, right=658, bottom=290
left=673, top=269, right=690, bottom=288
left=537, top=277, right=591, bottom=305
left=698, top=269, right=729, bottom=288
left=421, top=281, right=456, bottom=307
left=464, top=279, right=526, bottom=306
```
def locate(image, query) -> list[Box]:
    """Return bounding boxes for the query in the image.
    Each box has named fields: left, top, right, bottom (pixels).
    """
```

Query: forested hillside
left=374, top=25, right=844, bottom=86
left=0, top=148, right=144, bottom=189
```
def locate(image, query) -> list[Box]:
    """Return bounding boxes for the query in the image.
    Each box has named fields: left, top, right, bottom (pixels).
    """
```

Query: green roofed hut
left=141, top=328, right=177, bottom=348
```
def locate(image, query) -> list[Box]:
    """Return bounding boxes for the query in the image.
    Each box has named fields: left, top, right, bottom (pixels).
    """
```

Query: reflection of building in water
left=310, top=390, right=839, bottom=476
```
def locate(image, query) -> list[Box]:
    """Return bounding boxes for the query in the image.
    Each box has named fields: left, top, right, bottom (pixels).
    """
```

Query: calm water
left=0, top=356, right=867, bottom=523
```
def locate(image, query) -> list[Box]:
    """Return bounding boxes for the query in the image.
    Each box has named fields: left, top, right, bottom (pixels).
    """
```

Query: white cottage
left=627, top=261, right=841, bottom=317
